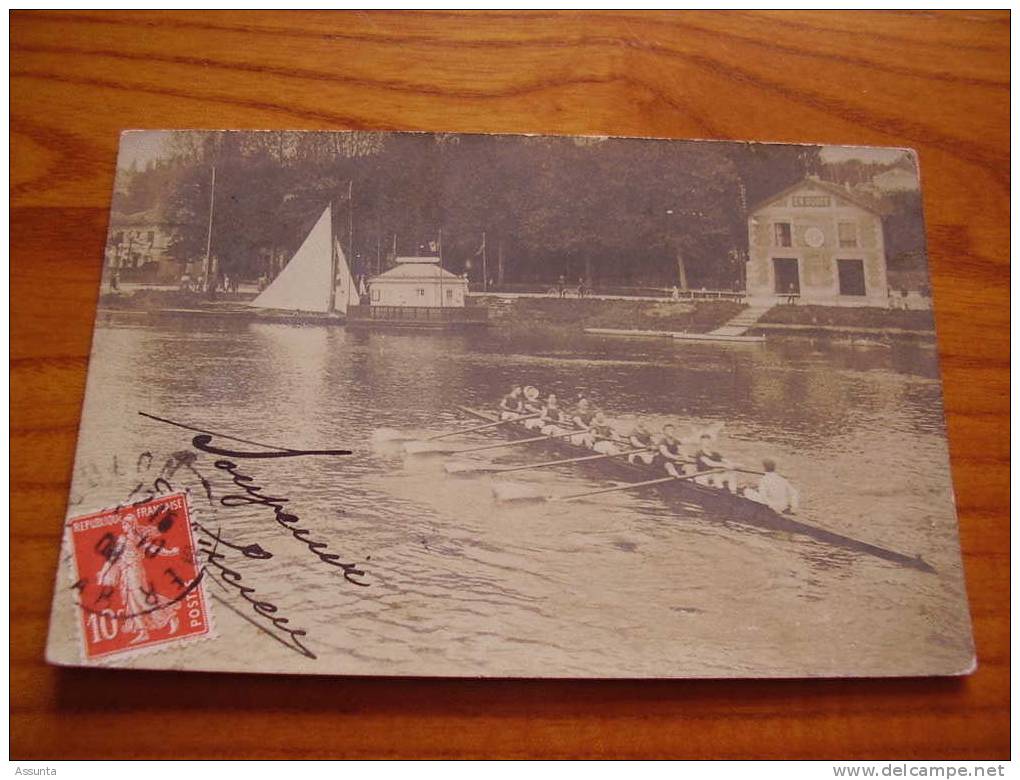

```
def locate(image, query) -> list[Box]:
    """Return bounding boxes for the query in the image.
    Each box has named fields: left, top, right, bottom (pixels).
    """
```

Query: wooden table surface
left=11, top=10, right=1009, bottom=760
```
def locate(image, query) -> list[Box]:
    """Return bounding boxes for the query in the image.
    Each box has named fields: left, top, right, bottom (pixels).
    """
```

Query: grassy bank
left=99, top=289, right=256, bottom=310
left=758, top=304, right=934, bottom=331
left=484, top=297, right=744, bottom=333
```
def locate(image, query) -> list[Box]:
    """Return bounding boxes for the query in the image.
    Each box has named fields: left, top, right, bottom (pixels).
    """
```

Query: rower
left=627, top=418, right=656, bottom=465
left=498, top=385, right=524, bottom=420
left=694, top=433, right=736, bottom=492
left=590, top=411, right=622, bottom=454
left=521, top=386, right=545, bottom=429
left=654, top=423, right=688, bottom=477
left=539, top=394, right=568, bottom=435
left=568, top=398, right=597, bottom=448
left=744, top=459, right=800, bottom=514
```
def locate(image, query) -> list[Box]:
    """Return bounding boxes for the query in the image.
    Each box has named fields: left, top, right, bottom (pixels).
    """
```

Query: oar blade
left=492, top=482, right=548, bottom=503
left=444, top=460, right=490, bottom=475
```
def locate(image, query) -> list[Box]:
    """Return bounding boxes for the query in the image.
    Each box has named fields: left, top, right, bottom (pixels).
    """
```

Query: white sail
left=333, top=239, right=361, bottom=314
left=251, top=206, right=333, bottom=312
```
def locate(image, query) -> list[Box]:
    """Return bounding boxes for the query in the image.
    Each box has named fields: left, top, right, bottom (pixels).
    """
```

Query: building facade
left=368, top=257, right=468, bottom=307
left=746, top=178, right=889, bottom=306
left=105, top=208, right=181, bottom=281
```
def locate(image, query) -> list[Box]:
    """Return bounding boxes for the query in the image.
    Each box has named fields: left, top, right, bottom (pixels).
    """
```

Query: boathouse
left=367, top=257, right=468, bottom=307
left=348, top=256, right=487, bottom=327
left=746, top=177, right=889, bottom=306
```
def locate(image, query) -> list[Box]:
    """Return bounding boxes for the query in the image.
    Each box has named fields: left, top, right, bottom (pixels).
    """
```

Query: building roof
left=395, top=256, right=441, bottom=264
left=372, top=262, right=466, bottom=282
left=749, top=176, right=886, bottom=216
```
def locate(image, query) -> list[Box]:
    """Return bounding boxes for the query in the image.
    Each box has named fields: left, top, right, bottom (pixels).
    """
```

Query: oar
left=731, top=465, right=766, bottom=476
left=425, top=413, right=540, bottom=441
left=406, top=426, right=588, bottom=456
left=375, top=413, right=540, bottom=444
left=445, top=447, right=652, bottom=476
left=494, top=468, right=724, bottom=503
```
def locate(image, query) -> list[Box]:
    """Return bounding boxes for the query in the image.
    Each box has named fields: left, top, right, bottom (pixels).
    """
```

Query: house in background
left=105, top=208, right=182, bottom=282
left=367, top=256, right=468, bottom=307
left=349, top=256, right=487, bottom=328
left=745, top=177, right=890, bottom=307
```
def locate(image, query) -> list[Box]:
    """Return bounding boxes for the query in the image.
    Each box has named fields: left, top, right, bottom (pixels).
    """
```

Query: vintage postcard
left=46, top=130, right=974, bottom=678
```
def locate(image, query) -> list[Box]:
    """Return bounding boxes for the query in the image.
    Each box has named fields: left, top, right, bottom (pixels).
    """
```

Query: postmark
left=67, top=491, right=211, bottom=660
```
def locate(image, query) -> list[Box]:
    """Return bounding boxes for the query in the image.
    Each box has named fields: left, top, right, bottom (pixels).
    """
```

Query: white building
left=746, top=177, right=889, bottom=307
left=106, top=208, right=176, bottom=273
left=368, top=257, right=468, bottom=308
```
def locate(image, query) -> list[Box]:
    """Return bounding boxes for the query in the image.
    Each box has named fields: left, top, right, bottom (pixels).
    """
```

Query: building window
left=773, top=222, right=792, bottom=248
left=371, top=289, right=380, bottom=302
left=837, top=259, right=866, bottom=296
left=792, top=195, right=831, bottom=207
left=838, top=222, right=858, bottom=248
left=446, top=289, right=453, bottom=300
left=147, top=231, right=155, bottom=243
left=417, top=288, right=425, bottom=297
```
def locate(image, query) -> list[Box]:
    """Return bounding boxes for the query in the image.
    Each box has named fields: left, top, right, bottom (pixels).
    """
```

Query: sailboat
left=250, top=205, right=360, bottom=316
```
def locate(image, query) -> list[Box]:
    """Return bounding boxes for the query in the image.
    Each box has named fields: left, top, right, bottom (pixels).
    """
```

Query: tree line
left=112, top=131, right=924, bottom=290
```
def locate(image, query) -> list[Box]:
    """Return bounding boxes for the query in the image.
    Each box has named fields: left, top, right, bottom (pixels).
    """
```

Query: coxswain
left=627, top=418, right=656, bottom=465
left=654, top=423, right=689, bottom=477
left=590, top=411, right=622, bottom=454
left=744, top=459, right=799, bottom=514
left=539, top=394, right=568, bottom=435
left=521, top=386, right=545, bottom=429
left=568, top=398, right=597, bottom=447
left=693, top=433, right=737, bottom=492
left=498, top=385, right=524, bottom=420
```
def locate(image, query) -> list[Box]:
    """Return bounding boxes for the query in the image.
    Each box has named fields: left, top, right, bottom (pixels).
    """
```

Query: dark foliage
left=111, top=132, right=921, bottom=289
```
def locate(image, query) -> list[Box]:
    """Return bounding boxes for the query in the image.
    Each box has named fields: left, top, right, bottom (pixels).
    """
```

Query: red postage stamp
left=67, top=491, right=211, bottom=660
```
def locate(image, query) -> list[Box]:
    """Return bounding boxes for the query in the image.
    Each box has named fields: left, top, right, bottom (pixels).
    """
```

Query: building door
left=773, top=258, right=800, bottom=295
left=837, top=259, right=866, bottom=296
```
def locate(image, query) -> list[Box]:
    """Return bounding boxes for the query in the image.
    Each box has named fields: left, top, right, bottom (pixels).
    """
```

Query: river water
left=51, top=314, right=974, bottom=678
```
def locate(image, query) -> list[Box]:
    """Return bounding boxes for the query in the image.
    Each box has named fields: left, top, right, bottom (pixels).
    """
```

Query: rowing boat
left=456, top=405, right=934, bottom=574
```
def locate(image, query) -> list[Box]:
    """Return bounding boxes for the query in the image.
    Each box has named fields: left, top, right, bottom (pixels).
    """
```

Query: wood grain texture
left=10, top=10, right=1009, bottom=760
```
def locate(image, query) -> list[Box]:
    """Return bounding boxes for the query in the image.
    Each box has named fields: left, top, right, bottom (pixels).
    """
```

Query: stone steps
left=707, top=305, right=774, bottom=336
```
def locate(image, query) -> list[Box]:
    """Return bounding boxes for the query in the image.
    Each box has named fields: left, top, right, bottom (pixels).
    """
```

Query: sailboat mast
left=328, top=200, right=338, bottom=313
left=348, top=180, right=354, bottom=261
left=203, top=165, right=216, bottom=299
left=481, top=231, right=487, bottom=292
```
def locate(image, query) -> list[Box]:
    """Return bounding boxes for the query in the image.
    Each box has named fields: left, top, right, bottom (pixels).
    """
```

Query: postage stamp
left=67, top=491, right=211, bottom=660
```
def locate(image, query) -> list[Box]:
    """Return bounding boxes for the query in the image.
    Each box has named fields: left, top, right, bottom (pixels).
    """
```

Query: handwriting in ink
left=192, top=521, right=316, bottom=659
left=138, top=412, right=351, bottom=460
left=213, top=459, right=368, bottom=587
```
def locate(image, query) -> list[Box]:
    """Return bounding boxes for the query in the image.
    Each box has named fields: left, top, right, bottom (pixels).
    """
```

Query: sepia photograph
left=45, top=129, right=973, bottom=680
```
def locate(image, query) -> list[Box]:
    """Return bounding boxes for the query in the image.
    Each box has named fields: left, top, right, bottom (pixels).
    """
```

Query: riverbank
left=480, top=296, right=745, bottom=334
left=98, top=289, right=746, bottom=334
left=98, top=288, right=938, bottom=340
left=99, top=289, right=257, bottom=310
left=758, top=304, right=935, bottom=331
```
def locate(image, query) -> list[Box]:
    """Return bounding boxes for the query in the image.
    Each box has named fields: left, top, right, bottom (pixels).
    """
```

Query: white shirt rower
left=745, top=459, right=800, bottom=514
